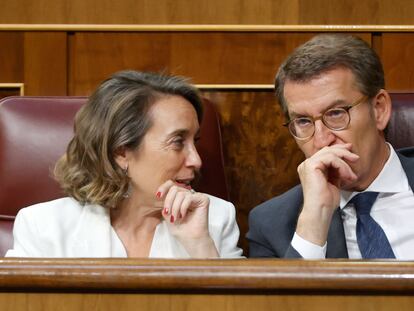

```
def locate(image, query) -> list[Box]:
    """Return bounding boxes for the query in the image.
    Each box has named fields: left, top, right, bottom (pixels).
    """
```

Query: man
left=247, top=34, right=414, bottom=259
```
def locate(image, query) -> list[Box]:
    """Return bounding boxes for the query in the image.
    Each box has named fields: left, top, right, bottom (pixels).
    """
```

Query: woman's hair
left=54, top=70, right=203, bottom=207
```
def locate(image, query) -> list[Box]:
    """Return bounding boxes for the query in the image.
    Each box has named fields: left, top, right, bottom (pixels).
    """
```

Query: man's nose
left=313, top=120, right=336, bottom=149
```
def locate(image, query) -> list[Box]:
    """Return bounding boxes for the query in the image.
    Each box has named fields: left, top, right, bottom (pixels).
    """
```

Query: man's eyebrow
left=288, top=99, right=350, bottom=119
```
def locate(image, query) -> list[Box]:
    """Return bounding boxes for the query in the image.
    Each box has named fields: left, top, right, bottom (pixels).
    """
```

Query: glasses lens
left=290, top=117, right=314, bottom=138
left=323, top=108, right=349, bottom=130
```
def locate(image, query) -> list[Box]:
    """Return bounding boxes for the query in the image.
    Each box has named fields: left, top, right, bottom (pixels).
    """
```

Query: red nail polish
left=163, top=208, right=169, bottom=214
left=170, top=215, right=174, bottom=223
left=156, top=191, right=161, bottom=198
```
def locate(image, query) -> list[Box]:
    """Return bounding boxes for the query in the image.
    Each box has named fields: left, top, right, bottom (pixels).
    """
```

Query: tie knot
left=349, top=191, right=379, bottom=215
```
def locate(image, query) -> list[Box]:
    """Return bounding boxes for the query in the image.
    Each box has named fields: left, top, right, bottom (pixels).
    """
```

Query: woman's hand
left=156, top=180, right=219, bottom=258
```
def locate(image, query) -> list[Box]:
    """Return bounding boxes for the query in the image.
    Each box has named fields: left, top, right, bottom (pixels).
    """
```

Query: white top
left=5, top=195, right=243, bottom=258
left=292, top=144, right=414, bottom=259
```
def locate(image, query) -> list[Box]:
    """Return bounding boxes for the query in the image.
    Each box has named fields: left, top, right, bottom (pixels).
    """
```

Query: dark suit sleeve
left=247, top=220, right=278, bottom=257
left=247, top=186, right=305, bottom=258
left=247, top=217, right=303, bottom=258
left=285, top=244, right=303, bottom=258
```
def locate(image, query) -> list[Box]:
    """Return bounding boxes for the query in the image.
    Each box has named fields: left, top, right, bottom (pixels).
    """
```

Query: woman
left=6, top=71, right=243, bottom=258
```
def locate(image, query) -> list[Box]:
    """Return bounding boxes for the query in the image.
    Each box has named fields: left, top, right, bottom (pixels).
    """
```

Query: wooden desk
left=1, top=258, right=414, bottom=310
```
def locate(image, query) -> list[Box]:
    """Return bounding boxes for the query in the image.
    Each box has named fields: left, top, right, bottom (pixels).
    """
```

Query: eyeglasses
left=284, top=96, right=368, bottom=140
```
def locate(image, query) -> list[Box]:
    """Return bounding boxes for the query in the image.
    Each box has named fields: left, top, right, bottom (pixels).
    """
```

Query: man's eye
left=294, top=118, right=312, bottom=127
left=325, top=108, right=347, bottom=119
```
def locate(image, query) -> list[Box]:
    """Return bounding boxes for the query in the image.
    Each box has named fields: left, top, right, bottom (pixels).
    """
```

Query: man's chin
left=338, top=178, right=359, bottom=192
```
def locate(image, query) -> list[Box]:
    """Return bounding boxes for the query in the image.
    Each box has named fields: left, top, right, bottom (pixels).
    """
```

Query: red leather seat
left=387, top=93, right=414, bottom=150
left=0, top=96, right=228, bottom=256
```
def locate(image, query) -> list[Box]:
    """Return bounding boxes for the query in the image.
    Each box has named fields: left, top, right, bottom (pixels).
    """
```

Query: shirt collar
left=340, top=143, right=410, bottom=209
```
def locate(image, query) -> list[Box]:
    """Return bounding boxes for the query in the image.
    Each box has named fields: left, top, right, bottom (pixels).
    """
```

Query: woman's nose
left=187, top=145, right=202, bottom=169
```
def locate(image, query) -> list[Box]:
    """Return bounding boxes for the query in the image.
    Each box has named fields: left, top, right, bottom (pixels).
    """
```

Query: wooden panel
left=1, top=258, right=414, bottom=291
left=1, top=293, right=414, bottom=311
left=1, top=259, right=414, bottom=311
left=23, top=32, right=67, bottom=95
left=68, top=32, right=372, bottom=95
left=298, top=0, right=414, bottom=25
left=1, top=0, right=414, bottom=25
left=201, top=90, right=303, bottom=252
left=0, top=0, right=299, bottom=24
left=381, top=33, right=414, bottom=92
left=0, top=32, right=24, bottom=83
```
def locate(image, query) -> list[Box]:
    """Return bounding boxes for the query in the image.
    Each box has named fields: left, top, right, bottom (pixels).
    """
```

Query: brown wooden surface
left=0, top=32, right=67, bottom=96
left=2, top=258, right=414, bottom=311
left=0, top=32, right=24, bottom=83
left=67, top=32, right=371, bottom=92
left=23, top=32, right=67, bottom=95
left=1, top=258, right=414, bottom=291
left=381, top=33, right=414, bottom=92
left=1, top=293, right=414, bottom=311
left=1, top=0, right=414, bottom=25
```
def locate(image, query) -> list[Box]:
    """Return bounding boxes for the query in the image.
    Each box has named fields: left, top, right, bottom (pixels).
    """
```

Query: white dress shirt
left=292, top=144, right=414, bottom=259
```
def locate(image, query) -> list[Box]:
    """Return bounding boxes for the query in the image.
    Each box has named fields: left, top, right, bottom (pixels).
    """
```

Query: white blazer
left=5, top=196, right=243, bottom=258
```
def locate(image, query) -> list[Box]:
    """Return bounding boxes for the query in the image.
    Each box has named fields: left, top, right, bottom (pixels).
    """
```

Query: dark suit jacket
left=247, top=147, right=414, bottom=258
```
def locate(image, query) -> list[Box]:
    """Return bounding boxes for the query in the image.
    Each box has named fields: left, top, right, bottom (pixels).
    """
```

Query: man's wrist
left=291, top=232, right=327, bottom=259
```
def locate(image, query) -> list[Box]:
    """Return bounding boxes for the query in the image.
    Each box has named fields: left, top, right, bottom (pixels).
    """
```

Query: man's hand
left=296, top=143, right=359, bottom=246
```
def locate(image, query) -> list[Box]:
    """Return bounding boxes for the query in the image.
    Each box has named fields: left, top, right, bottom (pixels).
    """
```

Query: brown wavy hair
left=54, top=70, right=203, bottom=208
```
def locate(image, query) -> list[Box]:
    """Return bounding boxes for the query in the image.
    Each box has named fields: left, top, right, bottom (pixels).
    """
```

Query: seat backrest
left=0, top=96, right=228, bottom=256
left=387, top=93, right=414, bottom=149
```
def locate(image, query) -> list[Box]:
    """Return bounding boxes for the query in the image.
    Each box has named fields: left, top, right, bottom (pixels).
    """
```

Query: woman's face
left=118, top=95, right=202, bottom=204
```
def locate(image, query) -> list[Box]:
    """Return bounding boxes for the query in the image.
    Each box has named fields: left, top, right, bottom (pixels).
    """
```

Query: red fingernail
left=170, top=215, right=174, bottom=223
left=163, top=208, right=169, bottom=214
left=156, top=191, right=161, bottom=198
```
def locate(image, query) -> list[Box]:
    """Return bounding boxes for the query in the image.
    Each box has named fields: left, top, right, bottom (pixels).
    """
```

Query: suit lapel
left=397, top=150, right=414, bottom=191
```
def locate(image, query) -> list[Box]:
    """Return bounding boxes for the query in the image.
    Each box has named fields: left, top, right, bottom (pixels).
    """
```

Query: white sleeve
left=291, top=232, right=327, bottom=259
left=4, top=208, right=43, bottom=257
left=217, top=201, right=244, bottom=258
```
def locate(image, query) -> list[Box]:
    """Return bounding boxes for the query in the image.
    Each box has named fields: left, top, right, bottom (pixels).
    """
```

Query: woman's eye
left=172, top=139, right=184, bottom=148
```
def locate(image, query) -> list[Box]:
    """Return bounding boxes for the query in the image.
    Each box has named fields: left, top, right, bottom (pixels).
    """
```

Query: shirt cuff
left=291, top=232, right=327, bottom=259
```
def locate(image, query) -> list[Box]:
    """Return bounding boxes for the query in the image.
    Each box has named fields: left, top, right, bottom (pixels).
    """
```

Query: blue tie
left=350, top=192, right=396, bottom=259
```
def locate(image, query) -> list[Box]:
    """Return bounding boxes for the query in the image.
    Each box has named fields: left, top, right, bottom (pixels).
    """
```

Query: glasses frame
left=283, top=95, right=368, bottom=140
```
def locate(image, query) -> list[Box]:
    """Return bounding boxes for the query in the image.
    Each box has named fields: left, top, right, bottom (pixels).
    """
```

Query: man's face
left=283, top=67, right=390, bottom=191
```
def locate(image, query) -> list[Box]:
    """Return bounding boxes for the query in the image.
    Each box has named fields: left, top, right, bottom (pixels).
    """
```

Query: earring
left=122, top=164, right=131, bottom=198
left=123, top=164, right=129, bottom=176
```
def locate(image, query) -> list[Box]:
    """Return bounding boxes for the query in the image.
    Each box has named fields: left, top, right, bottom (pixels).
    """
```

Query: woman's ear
left=114, top=146, right=128, bottom=169
left=372, top=89, right=392, bottom=131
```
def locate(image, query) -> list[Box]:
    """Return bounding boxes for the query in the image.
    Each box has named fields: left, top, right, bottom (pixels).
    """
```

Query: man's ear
left=114, top=146, right=128, bottom=169
left=372, top=89, right=392, bottom=131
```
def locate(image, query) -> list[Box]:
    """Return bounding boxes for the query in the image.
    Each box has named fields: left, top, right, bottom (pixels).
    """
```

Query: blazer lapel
left=71, top=204, right=113, bottom=257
